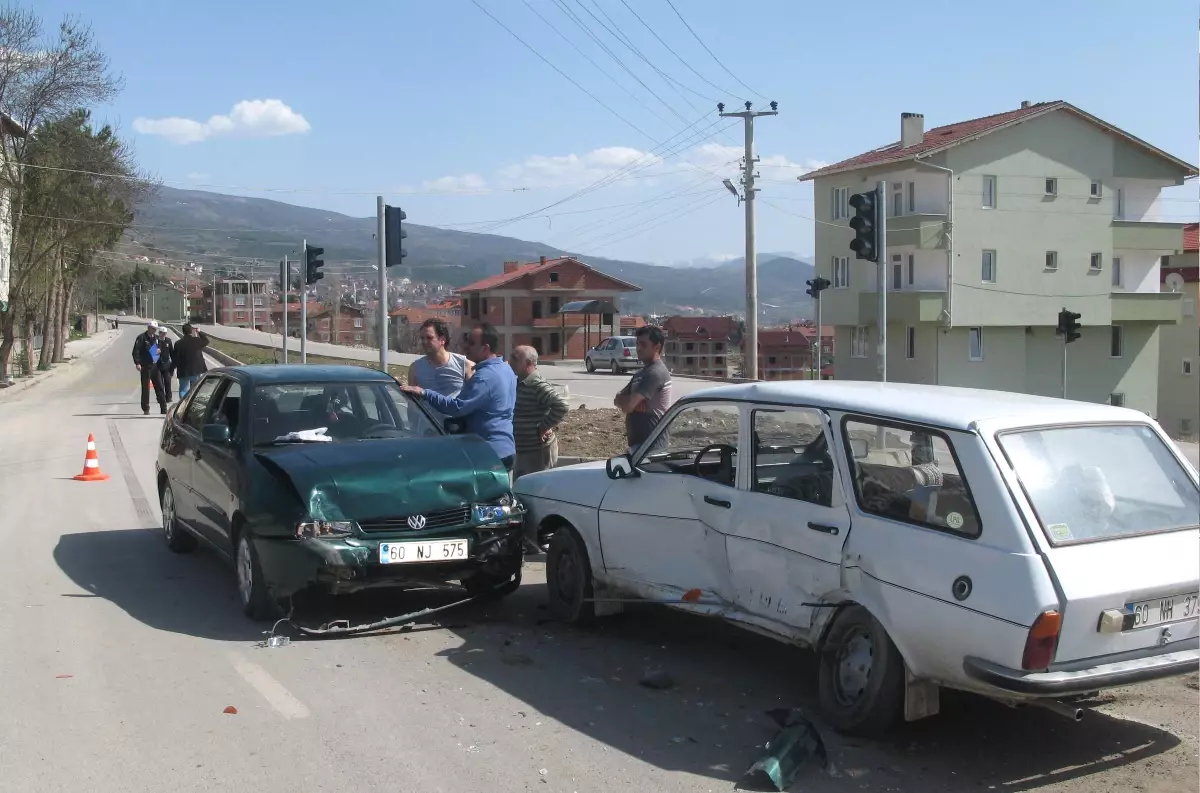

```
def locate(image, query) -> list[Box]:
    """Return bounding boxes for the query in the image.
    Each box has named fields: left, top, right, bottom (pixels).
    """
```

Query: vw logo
left=406, top=514, right=427, bottom=530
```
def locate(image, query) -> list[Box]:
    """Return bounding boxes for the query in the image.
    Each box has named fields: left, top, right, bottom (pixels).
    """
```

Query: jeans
left=178, top=374, right=198, bottom=398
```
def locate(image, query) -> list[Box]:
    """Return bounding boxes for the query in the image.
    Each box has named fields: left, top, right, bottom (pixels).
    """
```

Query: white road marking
left=227, top=652, right=310, bottom=719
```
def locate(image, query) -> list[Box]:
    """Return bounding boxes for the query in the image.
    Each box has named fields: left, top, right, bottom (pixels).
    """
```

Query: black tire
left=585, top=357, right=596, bottom=373
left=160, top=481, right=197, bottom=553
left=817, top=605, right=905, bottom=736
left=234, top=528, right=281, bottom=621
left=545, top=526, right=596, bottom=624
left=462, top=567, right=522, bottom=601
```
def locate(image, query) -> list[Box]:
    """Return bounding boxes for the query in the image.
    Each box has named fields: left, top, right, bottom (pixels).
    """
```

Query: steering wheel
left=693, top=443, right=737, bottom=484
left=360, top=422, right=401, bottom=439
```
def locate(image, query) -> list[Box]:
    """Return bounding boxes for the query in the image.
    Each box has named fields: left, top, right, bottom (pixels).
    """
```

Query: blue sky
left=35, top=0, right=1200, bottom=265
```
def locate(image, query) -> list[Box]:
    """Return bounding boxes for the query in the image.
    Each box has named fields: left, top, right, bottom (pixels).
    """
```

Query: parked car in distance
left=155, top=365, right=525, bottom=620
left=514, top=381, right=1200, bottom=735
left=585, top=336, right=640, bottom=373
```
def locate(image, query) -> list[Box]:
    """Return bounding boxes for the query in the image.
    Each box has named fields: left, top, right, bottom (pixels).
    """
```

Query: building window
left=907, top=254, right=915, bottom=286
left=1114, top=188, right=1125, bottom=219
left=1090, top=181, right=1103, bottom=198
left=851, top=326, right=869, bottom=358
left=892, top=254, right=903, bottom=290
left=982, top=175, right=996, bottom=208
left=532, top=300, right=543, bottom=320
left=548, top=272, right=559, bottom=283
left=907, top=181, right=916, bottom=214
left=891, top=182, right=903, bottom=217
left=354, top=318, right=363, bottom=328
left=685, top=356, right=695, bottom=366
left=1111, top=257, right=1122, bottom=288
left=253, top=296, right=264, bottom=306
left=355, top=333, right=364, bottom=342
left=981, top=250, right=997, bottom=283
left=550, top=333, right=561, bottom=353
left=1109, top=393, right=1125, bottom=407
left=714, top=342, right=724, bottom=352
left=235, top=295, right=246, bottom=306
left=685, top=342, right=695, bottom=351
left=1090, top=253, right=1103, bottom=271
left=481, top=298, right=489, bottom=315
left=715, top=356, right=724, bottom=365
left=968, top=327, right=983, bottom=361
left=236, top=311, right=246, bottom=320
left=1183, top=359, right=1193, bottom=376
left=1044, top=178, right=1057, bottom=196
left=549, top=296, right=560, bottom=313
left=1045, top=251, right=1058, bottom=270
left=905, top=326, right=915, bottom=359
left=833, top=256, right=850, bottom=288
left=832, top=187, right=849, bottom=220
left=1110, top=325, right=1124, bottom=358
left=768, top=356, right=778, bottom=364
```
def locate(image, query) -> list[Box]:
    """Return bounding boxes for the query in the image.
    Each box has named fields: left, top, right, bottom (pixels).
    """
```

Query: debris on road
left=638, top=668, right=676, bottom=690
left=740, top=708, right=826, bottom=792
left=222, top=706, right=238, bottom=715
left=54, top=674, right=72, bottom=679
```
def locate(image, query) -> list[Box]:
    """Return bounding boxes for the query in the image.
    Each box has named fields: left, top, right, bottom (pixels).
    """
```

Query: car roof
left=682, top=380, right=1149, bottom=432
left=209, top=364, right=394, bottom=386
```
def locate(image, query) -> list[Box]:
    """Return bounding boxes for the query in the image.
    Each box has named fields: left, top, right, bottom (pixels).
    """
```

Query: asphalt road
left=0, top=325, right=1196, bottom=793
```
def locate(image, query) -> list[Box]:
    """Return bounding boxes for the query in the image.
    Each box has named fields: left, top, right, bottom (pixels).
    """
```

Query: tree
left=0, top=7, right=124, bottom=377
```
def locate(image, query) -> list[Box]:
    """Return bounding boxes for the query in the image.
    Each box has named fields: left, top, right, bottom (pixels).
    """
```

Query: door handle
left=807, top=522, right=840, bottom=535
left=704, top=495, right=731, bottom=508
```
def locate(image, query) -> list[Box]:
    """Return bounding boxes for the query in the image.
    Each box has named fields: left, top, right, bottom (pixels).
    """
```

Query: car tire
left=545, top=526, right=596, bottom=624
left=463, top=567, right=522, bottom=601
left=235, top=529, right=281, bottom=621
left=817, top=605, right=905, bottom=736
left=585, top=358, right=595, bottom=373
left=161, top=482, right=196, bottom=553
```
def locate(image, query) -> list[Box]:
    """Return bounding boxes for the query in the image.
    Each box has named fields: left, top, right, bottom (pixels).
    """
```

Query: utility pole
left=377, top=196, right=388, bottom=373
left=280, top=258, right=290, bottom=363
left=719, top=101, right=778, bottom=381
left=875, top=180, right=888, bottom=382
left=300, top=240, right=308, bottom=364
left=211, top=270, right=220, bottom=325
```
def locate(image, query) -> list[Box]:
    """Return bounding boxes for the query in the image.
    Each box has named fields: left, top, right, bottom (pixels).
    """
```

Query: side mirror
left=848, top=438, right=870, bottom=460
left=444, top=418, right=467, bottom=435
left=202, top=423, right=231, bottom=444
left=605, top=454, right=635, bottom=480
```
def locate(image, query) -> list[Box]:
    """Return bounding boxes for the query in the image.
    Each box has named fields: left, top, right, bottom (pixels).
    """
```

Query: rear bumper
left=963, top=646, right=1200, bottom=696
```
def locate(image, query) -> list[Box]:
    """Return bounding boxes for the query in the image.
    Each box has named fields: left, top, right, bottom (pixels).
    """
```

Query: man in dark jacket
left=156, top=327, right=175, bottom=401
left=132, top=321, right=167, bottom=415
left=172, top=323, right=210, bottom=398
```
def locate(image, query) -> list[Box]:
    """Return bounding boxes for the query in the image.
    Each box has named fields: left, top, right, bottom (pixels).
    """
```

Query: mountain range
left=130, top=187, right=814, bottom=320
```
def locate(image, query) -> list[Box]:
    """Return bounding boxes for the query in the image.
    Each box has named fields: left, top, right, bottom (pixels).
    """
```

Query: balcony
left=1110, top=291, right=1182, bottom=323
left=1111, top=220, right=1187, bottom=253
left=887, top=213, right=948, bottom=250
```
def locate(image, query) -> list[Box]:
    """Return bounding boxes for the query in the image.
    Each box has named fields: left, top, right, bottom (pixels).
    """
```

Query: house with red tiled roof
left=798, top=100, right=1197, bottom=416
left=456, top=255, right=641, bottom=358
left=662, top=316, right=738, bottom=377
left=1157, top=222, right=1199, bottom=439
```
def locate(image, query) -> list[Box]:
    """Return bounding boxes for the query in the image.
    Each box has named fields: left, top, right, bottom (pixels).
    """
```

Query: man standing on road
left=401, top=323, right=517, bottom=479
left=614, top=325, right=672, bottom=456
left=156, top=327, right=175, bottom=402
left=132, top=321, right=167, bottom=415
left=508, top=345, right=569, bottom=478
left=172, top=323, right=210, bottom=398
left=408, top=318, right=473, bottom=420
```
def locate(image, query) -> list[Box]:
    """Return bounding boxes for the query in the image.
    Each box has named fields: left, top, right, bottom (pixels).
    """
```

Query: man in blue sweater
left=401, top=323, right=517, bottom=478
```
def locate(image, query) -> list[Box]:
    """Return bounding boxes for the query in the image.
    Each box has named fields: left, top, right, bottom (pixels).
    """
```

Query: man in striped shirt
left=508, top=345, right=570, bottom=478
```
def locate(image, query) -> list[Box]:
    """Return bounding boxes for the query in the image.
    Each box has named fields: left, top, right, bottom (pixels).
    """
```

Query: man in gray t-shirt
left=614, top=325, right=672, bottom=455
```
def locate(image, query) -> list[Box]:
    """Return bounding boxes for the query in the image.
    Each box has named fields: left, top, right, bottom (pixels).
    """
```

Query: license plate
left=378, top=539, right=469, bottom=564
left=1126, top=592, right=1200, bottom=629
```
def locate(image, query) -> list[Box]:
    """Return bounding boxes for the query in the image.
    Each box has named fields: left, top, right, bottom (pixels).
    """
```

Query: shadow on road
left=284, top=582, right=1184, bottom=790
left=53, top=528, right=262, bottom=643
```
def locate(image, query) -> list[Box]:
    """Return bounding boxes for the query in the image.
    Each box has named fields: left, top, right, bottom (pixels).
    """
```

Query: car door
left=726, top=405, right=852, bottom=633
left=191, top=377, right=244, bottom=554
left=171, top=375, right=224, bottom=534
left=597, top=401, right=743, bottom=601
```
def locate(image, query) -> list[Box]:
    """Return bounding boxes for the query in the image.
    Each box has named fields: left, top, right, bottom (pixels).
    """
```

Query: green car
left=154, top=365, right=525, bottom=620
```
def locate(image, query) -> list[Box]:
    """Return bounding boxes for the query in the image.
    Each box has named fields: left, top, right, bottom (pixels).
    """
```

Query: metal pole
left=281, top=258, right=289, bottom=364
left=212, top=270, right=219, bottom=325
left=876, top=180, right=888, bottom=382
left=300, top=240, right=308, bottom=364
left=1062, top=336, right=1067, bottom=399
left=377, top=196, right=388, bottom=372
left=815, top=295, right=822, bottom=380
left=743, top=113, right=759, bottom=381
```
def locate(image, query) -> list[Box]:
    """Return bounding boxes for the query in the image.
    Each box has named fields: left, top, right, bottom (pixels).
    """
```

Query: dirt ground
left=556, top=407, right=629, bottom=459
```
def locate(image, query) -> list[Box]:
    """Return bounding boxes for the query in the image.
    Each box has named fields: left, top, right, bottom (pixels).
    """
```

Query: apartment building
left=456, top=256, right=640, bottom=357
left=799, top=100, right=1197, bottom=415
left=663, top=316, right=737, bottom=377
left=205, top=277, right=272, bottom=329
left=1157, top=223, right=1199, bottom=439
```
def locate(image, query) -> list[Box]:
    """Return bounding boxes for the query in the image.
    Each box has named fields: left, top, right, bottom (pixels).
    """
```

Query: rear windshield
left=622, top=338, right=636, bottom=347
left=999, top=424, right=1199, bottom=545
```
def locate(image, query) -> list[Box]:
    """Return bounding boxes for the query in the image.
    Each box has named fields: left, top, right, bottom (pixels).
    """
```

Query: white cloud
left=133, top=99, right=310, bottom=145
left=185, top=172, right=210, bottom=182
left=496, top=146, right=657, bottom=188
left=421, top=173, right=488, bottom=194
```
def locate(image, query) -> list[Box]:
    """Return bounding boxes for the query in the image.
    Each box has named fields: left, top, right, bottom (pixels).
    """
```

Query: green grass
left=206, top=338, right=410, bottom=381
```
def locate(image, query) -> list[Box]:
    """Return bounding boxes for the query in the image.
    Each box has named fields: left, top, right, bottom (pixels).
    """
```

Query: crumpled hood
left=254, top=435, right=509, bottom=522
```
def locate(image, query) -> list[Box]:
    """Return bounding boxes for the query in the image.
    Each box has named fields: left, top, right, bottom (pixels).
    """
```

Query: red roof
left=1185, top=222, right=1198, bottom=253
left=799, top=101, right=1197, bottom=182
left=756, top=328, right=816, bottom=348
left=663, top=315, right=738, bottom=339
left=457, top=256, right=640, bottom=293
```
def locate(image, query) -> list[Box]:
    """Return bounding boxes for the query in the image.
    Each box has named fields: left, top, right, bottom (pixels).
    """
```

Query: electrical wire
left=615, top=0, right=740, bottom=99
left=663, top=0, right=769, bottom=103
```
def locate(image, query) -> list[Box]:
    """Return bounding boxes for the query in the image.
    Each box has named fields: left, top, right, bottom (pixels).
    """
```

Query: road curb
left=0, top=328, right=123, bottom=400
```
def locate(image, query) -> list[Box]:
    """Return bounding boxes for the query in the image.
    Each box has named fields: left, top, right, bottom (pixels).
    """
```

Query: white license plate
left=378, top=539, right=469, bottom=564
left=1126, top=592, right=1200, bottom=629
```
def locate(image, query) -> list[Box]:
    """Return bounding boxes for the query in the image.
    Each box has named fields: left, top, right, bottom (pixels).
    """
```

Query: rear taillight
left=623, top=348, right=631, bottom=356
left=1021, top=610, right=1062, bottom=670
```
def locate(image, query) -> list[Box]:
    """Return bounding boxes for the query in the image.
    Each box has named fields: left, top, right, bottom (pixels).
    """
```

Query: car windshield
left=621, top=338, right=635, bottom=347
left=999, top=423, right=1200, bottom=544
left=250, top=381, right=441, bottom=447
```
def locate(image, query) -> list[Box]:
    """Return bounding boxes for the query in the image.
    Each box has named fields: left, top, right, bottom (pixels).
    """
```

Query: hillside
left=131, top=187, right=814, bottom=320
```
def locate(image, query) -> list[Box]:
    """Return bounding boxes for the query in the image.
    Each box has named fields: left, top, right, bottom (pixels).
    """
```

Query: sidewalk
left=0, top=327, right=123, bottom=399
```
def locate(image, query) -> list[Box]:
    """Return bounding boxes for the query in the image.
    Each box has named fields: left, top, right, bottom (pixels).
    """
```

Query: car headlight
left=472, top=497, right=523, bottom=526
left=295, top=520, right=357, bottom=539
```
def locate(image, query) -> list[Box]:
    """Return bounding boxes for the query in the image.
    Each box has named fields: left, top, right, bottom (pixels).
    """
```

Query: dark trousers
left=139, top=366, right=166, bottom=412
left=158, top=366, right=173, bottom=400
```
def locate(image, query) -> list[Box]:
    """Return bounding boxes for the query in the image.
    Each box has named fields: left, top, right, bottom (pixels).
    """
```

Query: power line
left=615, top=0, right=740, bottom=99
left=663, top=0, right=768, bottom=102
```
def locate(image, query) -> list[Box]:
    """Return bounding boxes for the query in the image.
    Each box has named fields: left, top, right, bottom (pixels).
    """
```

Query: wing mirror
left=202, top=423, right=232, bottom=444
left=848, top=438, right=870, bottom=460
left=605, top=454, right=636, bottom=480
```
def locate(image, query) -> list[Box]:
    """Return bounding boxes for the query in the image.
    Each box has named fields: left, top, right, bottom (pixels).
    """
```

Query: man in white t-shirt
left=408, top=318, right=473, bottom=420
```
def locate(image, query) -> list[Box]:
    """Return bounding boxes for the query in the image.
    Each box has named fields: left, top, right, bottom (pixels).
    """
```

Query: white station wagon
left=514, top=381, right=1200, bottom=735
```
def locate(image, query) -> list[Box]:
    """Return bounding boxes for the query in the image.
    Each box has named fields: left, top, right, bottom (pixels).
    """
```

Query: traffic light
left=805, top=276, right=831, bottom=300
left=848, top=190, right=879, bottom=262
left=384, top=205, right=407, bottom=267
left=305, top=244, right=325, bottom=286
left=1056, top=308, right=1082, bottom=344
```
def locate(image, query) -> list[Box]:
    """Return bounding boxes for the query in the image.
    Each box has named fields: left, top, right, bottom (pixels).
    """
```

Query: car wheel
left=161, top=482, right=196, bottom=553
left=462, top=567, right=522, bottom=601
left=546, top=526, right=596, bottom=624
left=585, top=357, right=596, bottom=373
left=817, top=606, right=904, bottom=736
left=235, top=530, right=281, bottom=621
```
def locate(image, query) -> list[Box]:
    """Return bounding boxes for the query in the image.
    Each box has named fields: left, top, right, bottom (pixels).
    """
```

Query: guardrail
left=163, top=323, right=244, bottom=368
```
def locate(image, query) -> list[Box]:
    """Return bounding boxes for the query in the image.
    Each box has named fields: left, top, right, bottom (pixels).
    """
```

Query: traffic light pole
left=876, top=180, right=888, bottom=382
left=300, top=240, right=307, bottom=364
left=1062, top=336, right=1068, bottom=399
left=814, top=293, right=822, bottom=380
left=377, top=196, right=388, bottom=373
left=280, top=258, right=289, bottom=364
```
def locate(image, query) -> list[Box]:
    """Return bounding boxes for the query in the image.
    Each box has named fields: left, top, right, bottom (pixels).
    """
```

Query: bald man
left=508, top=345, right=570, bottom=478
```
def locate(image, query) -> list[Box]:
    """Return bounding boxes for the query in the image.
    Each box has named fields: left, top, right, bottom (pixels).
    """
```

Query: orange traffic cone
left=73, top=433, right=110, bottom=481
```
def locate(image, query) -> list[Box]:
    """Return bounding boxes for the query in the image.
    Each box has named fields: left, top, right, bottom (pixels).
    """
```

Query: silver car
left=585, top=336, right=641, bottom=373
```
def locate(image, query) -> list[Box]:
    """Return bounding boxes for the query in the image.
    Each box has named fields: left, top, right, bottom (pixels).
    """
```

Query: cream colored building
left=1157, top=224, right=1198, bottom=439
left=799, top=101, right=1197, bottom=416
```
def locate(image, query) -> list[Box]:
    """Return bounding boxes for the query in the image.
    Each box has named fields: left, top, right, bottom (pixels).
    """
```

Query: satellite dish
left=1165, top=273, right=1185, bottom=293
